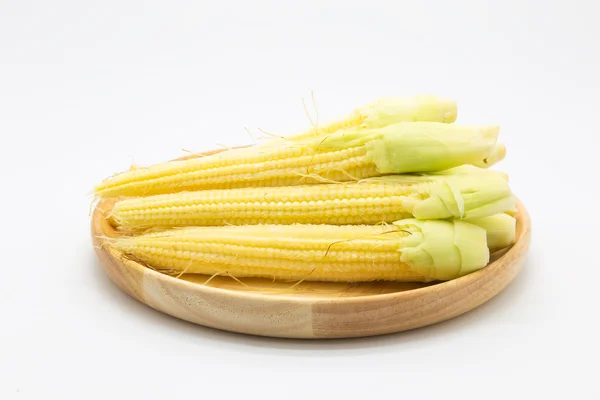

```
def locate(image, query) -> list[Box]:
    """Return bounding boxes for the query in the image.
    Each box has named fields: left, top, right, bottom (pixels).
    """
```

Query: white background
left=1, top=1, right=599, bottom=399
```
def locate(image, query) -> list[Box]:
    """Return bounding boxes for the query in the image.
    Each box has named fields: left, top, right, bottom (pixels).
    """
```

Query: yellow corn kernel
left=111, top=166, right=514, bottom=229
left=95, top=122, right=499, bottom=198
left=107, top=219, right=490, bottom=282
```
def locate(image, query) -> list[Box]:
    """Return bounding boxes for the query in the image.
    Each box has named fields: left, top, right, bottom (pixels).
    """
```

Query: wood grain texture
left=91, top=197, right=530, bottom=338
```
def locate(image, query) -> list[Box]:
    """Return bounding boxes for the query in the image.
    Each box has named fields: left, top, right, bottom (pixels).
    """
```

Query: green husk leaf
left=364, top=166, right=515, bottom=220
left=357, top=95, right=457, bottom=128
left=394, top=219, right=490, bottom=281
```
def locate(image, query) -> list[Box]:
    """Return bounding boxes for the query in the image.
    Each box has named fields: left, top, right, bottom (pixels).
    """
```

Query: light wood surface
left=91, top=195, right=530, bottom=338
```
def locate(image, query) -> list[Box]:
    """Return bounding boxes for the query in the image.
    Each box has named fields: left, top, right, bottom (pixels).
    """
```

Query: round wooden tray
left=91, top=198, right=530, bottom=339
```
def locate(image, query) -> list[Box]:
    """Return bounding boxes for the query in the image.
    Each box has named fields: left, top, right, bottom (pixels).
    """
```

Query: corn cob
left=108, top=219, right=489, bottom=282
left=287, top=95, right=457, bottom=141
left=110, top=166, right=514, bottom=229
left=467, top=213, right=516, bottom=251
left=95, top=122, right=500, bottom=198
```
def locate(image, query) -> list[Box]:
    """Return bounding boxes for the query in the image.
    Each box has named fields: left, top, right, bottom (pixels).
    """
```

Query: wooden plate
left=91, top=197, right=530, bottom=339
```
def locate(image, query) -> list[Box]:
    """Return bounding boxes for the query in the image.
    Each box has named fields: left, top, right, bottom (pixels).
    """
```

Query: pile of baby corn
left=95, top=95, right=517, bottom=283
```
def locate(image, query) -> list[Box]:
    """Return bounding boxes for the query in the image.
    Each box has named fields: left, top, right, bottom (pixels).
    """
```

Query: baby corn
left=95, top=122, right=500, bottom=198
left=287, top=95, right=457, bottom=141
left=109, top=219, right=490, bottom=282
left=110, top=166, right=515, bottom=229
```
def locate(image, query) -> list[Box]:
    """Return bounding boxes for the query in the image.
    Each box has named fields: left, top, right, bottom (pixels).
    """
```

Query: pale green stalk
left=467, top=214, right=517, bottom=251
